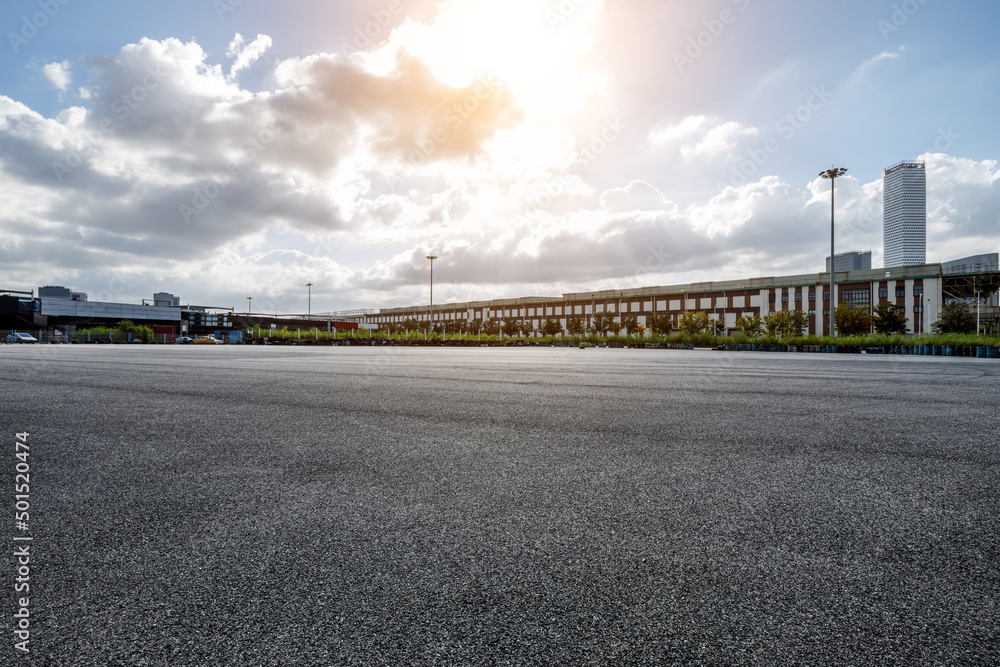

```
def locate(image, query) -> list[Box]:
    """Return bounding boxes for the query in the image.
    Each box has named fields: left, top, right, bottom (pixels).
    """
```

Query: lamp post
left=820, top=167, right=847, bottom=336
left=977, top=289, right=982, bottom=335
left=306, top=283, right=313, bottom=318
left=426, top=255, right=437, bottom=340
left=717, top=290, right=727, bottom=337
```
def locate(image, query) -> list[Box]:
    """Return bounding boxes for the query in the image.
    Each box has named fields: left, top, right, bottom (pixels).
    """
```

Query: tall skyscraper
left=883, top=160, right=926, bottom=267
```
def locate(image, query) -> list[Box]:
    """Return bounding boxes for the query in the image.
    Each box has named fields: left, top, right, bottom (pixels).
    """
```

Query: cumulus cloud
left=43, top=61, right=72, bottom=91
left=226, top=33, right=272, bottom=79
left=649, top=115, right=708, bottom=145
left=600, top=181, right=672, bottom=213
left=0, top=36, right=523, bottom=274
left=650, top=116, right=759, bottom=158
left=681, top=121, right=759, bottom=158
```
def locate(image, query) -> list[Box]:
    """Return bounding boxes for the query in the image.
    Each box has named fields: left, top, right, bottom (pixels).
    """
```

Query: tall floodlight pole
left=426, top=255, right=438, bottom=340
left=820, top=167, right=847, bottom=336
left=306, top=283, right=313, bottom=317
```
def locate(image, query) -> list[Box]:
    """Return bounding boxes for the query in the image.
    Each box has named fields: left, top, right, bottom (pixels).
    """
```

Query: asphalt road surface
left=2, top=345, right=998, bottom=666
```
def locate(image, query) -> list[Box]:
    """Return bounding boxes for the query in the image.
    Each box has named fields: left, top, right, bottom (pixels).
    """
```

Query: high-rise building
left=883, top=160, right=926, bottom=267
left=826, top=251, right=872, bottom=272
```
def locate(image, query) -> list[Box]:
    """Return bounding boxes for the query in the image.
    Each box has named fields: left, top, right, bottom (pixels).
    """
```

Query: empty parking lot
left=2, top=346, right=998, bottom=665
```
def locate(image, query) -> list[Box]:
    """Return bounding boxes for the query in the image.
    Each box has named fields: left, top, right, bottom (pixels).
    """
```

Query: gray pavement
left=2, top=345, right=999, bottom=665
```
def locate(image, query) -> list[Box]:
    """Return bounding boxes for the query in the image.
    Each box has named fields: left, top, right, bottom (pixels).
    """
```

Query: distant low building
left=826, top=251, right=872, bottom=272
left=153, top=292, right=181, bottom=307
left=39, top=285, right=88, bottom=301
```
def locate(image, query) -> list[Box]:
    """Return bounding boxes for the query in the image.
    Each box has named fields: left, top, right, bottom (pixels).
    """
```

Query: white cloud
left=43, top=61, right=71, bottom=91
left=649, top=115, right=708, bottom=145
left=1, top=26, right=997, bottom=313
left=850, top=47, right=905, bottom=83
left=681, top=121, right=759, bottom=158
left=226, top=33, right=272, bottom=79
left=650, top=116, right=759, bottom=158
left=600, top=181, right=672, bottom=214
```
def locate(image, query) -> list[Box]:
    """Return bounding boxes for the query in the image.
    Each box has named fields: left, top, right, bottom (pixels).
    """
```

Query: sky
left=1, top=0, right=999, bottom=314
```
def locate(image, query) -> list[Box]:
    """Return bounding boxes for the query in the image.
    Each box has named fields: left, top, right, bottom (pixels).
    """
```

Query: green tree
left=871, top=303, right=909, bottom=335
left=763, top=313, right=783, bottom=337
left=711, top=317, right=726, bottom=336
left=765, top=310, right=810, bottom=338
left=736, top=314, right=762, bottom=338
left=542, top=318, right=563, bottom=337
left=621, top=313, right=640, bottom=336
left=114, top=319, right=153, bottom=343
left=483, top=317, right=501, bottom=336
left=467, top=318, right=484, bottom=335
left=834, top=303, right=871, bottom=336
left=932, top=301, right=977, bottom=334
left=501, top=316, right=521, bottom=337
left=786, top=310, right=810, bottom=338
left=591, top=311, right=617, bottom=337
left=647, top=313, right=673, bottom=336
left=519, top=320, right=535, bottom=338
left=678, top=311, right=711, bottom=335
left=566, top=317, right=586, bottom=336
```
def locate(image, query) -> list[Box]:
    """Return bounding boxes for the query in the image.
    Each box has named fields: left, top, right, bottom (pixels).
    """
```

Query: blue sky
left=1, top=0, right=998, bottom=312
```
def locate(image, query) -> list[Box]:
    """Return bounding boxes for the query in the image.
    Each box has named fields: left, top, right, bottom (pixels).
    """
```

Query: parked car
left=177, top=336, right=194, bottom=344
left=194, top=335, right=223, bottom=345
left=7, top=332, right=38, bottom=344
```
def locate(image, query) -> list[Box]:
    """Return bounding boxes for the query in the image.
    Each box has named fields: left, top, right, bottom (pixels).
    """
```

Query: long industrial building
left=362, top=256, right=1000, bottom=336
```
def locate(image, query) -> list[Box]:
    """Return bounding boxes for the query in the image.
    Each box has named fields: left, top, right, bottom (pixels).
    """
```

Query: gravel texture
left=2, top=345, right=998, bottom=666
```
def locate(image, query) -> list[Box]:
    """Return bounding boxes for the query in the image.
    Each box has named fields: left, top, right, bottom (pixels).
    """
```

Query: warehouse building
left=363, top=258, right=999, bottom=337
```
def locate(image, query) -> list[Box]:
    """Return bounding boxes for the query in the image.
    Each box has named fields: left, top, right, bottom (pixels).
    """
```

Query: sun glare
left=386, top=0, right=605, bottom=122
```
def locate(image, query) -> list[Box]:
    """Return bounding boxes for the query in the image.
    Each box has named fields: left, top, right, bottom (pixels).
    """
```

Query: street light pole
left=820, top=167, right=847, bottom=337
left=426, top=255, right=437, bottom=340
left=306, top=283, right=312, bottom=318
left=977, top=289, right=982, bottom=334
